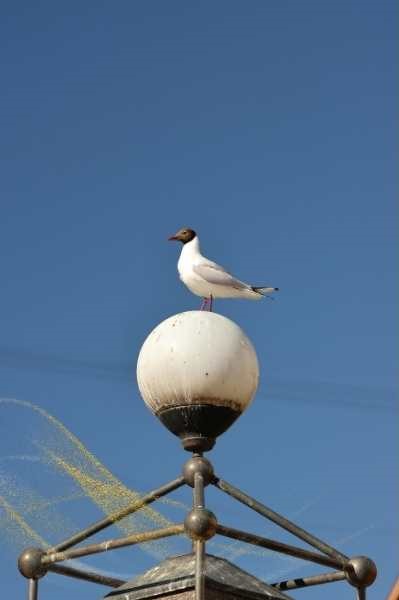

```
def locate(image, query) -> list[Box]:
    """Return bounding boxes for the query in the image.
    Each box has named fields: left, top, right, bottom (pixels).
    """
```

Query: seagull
left=168, top=227, right=279, bottom=311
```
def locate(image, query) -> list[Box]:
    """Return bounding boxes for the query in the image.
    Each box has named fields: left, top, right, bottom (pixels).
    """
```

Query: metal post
left=214, top=477, right=348, bottom=564
left=195, top=540, right=205, bottom=600
left=48, top=476, right=185, bottom=553
left=193, top=468, right=205, bottom=600
left=194, top=472, right=205, bottom=508
left=28, top=579, right=38, bottom=600
left=356, top=588, right=366, bottom=600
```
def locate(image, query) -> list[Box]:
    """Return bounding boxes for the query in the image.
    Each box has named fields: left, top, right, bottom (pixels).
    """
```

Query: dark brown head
left=168, top=228, right=197, bottom=244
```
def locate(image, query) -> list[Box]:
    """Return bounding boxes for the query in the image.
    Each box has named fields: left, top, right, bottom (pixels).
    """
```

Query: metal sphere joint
left=182, top=455, right=215, bottom=487
left=345, top=556, right=377, bottom=588
left=184, top=508, right=218, bottom=541
left=18, top=547, right=47, bottom=580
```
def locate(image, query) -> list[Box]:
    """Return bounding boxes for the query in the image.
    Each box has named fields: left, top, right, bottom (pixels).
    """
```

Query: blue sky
left=0, top=1, right=397, bottom=599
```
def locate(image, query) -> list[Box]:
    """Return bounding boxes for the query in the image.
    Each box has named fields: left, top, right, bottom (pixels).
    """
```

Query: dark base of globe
left=157, top=403, right=242, bottom=452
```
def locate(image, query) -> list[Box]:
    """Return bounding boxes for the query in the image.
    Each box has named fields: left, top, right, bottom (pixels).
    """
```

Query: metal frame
left=271, top=571, right=347, bottom=591
left=18, top=455, right=375, bottom=600
left=48, top=476, right=185, bottom=554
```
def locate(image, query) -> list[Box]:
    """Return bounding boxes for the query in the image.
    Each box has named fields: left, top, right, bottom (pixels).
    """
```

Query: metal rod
left=48, top=476, right=185, bottom=553
left=195, top=540, right=205, bottom=600
left=28, top=579, right=38, bottom=600
left=216, top=524, right=342, bottom=569
left=194, top=473, right=205, bottom=508
left=214, top=477, right=348, bottom=564
left=272, top=570, right=346, bottom=590
left=43, top=524, right=184, bottom=564
left=47, top=563, right=126, bottom=588
left=356, top=588, right=366, bottom=600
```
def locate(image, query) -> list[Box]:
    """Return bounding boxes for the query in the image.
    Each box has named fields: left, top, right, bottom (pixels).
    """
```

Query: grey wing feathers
left=192, top=263, right=249, bottom=290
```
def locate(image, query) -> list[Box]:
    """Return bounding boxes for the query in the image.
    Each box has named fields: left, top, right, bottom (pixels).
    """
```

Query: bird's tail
left=252, top=286, right=279, bottom=297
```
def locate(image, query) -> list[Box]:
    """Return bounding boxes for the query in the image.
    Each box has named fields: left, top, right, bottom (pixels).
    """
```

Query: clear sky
left=0, top=2, right=397, bottom=599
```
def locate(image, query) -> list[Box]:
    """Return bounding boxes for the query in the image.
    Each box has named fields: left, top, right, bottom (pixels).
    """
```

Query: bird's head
left=168, top=228, right=196, bottom=244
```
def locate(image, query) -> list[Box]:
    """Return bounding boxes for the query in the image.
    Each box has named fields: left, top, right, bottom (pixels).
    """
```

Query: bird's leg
left=199, top=297, right=208, bottom=311
left=209, top=295, right=213, bottom=312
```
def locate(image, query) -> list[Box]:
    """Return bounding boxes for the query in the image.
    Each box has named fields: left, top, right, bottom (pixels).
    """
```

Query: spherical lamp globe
left=137, top=311, right=259, bottom=452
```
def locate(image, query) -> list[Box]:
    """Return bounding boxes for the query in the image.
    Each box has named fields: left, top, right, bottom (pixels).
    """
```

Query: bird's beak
left=168, top=234, right=178, bottom=241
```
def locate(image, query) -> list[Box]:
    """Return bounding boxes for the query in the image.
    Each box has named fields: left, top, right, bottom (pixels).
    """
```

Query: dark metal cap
left=104, top=553, right=293, bottom=600
left=157, top=404, right=241, bottom=453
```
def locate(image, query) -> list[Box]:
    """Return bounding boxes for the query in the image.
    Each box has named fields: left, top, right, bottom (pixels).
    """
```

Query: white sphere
left=137, top=311, right=259, bottom=416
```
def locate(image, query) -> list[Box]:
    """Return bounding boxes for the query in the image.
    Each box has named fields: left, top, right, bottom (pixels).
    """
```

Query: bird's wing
left=192, top=262, right=249, bottom=290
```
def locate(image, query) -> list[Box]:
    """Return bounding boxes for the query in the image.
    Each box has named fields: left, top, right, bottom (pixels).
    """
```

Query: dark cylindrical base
left=157, top=404, right=241, bottom=452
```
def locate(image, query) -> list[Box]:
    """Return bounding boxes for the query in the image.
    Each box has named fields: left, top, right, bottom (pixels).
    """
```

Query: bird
left=168, top=227, right=279, bottom=311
